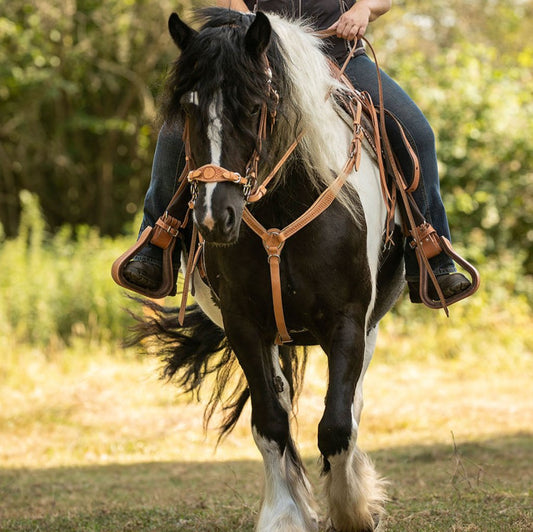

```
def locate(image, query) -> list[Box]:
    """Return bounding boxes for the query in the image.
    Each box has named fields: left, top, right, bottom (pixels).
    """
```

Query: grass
left=1, top=337, right=531, bottom=531
left=0, top=194, right=531, bottom=529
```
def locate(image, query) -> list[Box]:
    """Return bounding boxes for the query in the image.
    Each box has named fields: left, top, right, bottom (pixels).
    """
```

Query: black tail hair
left=128, top=299, right=307, bottom=441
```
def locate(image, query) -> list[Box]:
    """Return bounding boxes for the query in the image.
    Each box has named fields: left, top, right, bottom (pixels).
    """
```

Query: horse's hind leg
left=225, top=322, right=317, bottom=532
left=319, top=323, right=386, bottom=532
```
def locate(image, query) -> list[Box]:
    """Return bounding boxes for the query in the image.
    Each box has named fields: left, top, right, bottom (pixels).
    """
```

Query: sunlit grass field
left=1, top=321, right=531, bottom=531
left=0, top=197, right=531, bottom=530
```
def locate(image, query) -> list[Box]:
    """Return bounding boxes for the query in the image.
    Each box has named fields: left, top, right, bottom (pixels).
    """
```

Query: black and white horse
left=138, top=8, right=406, bottom=531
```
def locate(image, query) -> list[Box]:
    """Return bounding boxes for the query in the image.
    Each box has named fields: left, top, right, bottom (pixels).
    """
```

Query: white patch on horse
left=180, top=251, right=224, bottom=329
left=270, top=346, right=292, bottom=413
left=353, top=326, right=378, bottom=425
left=184, top=91, right=199, bottom=105
left=351, top=144, right=387, bottom=322
left=325, top=439, right=386, bottom=531
left=253, top=428, right=318, bottom=532
left=200, top=92, right=224, bottom=231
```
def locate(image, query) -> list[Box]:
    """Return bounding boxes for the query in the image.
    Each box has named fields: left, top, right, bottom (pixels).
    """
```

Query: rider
left=122, top=0, right=471, bottom=303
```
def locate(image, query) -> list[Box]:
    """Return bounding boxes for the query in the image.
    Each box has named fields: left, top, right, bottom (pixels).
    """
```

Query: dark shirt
left=244, top=0, right=364, bottom=64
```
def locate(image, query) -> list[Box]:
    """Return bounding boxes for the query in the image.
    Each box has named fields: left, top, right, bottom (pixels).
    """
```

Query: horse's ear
left=245, top=11, right=271, bottom=58
left=168, top=12, right=197, bottom=50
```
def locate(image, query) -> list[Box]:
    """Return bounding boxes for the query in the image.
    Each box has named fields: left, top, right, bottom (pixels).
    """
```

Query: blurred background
left=0, top=0, right=531, bottom=347
left=0, top=1, right=532, bottom=530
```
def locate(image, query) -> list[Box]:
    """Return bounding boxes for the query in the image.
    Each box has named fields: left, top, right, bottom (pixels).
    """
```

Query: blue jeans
left=344, top=53, right=455, bottom=279
left=137, top=122, right=185, bottom=266
left=139, top=54, right=456, bottom=279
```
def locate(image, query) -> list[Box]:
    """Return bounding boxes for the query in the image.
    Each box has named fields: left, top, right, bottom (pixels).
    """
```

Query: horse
left=134, top=8, right=406, bottom=531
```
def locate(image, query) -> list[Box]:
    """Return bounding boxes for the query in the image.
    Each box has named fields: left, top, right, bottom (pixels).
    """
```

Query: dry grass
left=0, top=333, right=531, bottom=530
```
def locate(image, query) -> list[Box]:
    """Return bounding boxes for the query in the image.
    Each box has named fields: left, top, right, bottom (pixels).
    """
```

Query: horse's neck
left=253, top=161, right=320, bottom=227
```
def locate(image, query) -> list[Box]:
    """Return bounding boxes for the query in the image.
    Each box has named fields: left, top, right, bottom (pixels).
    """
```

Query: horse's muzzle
left=195, top=205, right=241, bottom=244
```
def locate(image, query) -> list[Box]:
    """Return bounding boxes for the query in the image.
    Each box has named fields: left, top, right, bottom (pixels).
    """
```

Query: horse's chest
left=201, top=222, right=369, bottom=330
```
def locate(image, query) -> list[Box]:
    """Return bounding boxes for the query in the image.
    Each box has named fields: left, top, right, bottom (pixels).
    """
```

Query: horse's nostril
left=224, top=206, right=236, bottom=232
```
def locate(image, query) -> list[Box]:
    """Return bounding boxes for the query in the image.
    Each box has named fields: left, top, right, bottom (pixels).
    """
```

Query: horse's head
left=166, top=9, right=276, bottom=244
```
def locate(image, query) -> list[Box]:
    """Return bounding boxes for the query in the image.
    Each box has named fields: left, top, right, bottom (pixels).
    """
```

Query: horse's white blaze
left=253, top=428, right=318, bottom=532
left=201, top=183, right=217, bottom=231
left=198, top=92, right=224, bottom=229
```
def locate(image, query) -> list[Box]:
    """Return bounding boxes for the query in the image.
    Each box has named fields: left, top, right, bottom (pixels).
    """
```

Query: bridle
left=183, top=51, right=365, bottom=344
left=185, top=60, right=282, bottom=207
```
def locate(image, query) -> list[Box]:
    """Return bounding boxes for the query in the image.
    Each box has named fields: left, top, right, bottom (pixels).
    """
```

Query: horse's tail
left=127, top=300, right=244, bottom=438
left=127, top=300, right=307, bottom=441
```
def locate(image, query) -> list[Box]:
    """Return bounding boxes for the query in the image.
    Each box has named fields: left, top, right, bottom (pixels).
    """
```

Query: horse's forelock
left=163, top=11, right=274, bottom=137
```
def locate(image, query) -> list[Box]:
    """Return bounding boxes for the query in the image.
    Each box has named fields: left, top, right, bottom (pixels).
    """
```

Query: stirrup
left=111, top=225, right=178, bottom=299
left=415, top=236, right=480, bottom=314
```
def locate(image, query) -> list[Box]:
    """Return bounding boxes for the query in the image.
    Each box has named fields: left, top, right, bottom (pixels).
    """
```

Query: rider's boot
left=408, top=271, right=471, bottom=303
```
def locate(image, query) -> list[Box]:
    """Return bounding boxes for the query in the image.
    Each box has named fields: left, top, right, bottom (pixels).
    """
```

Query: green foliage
left=1, top=192, right=531, bottom=353
left=0, top=192, right=138, bottom=347
left=0, top=0, right=190, bottom=235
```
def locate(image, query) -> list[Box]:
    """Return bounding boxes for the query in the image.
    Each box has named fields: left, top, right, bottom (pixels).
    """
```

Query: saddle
left=111, top=37, right=480, bottom=333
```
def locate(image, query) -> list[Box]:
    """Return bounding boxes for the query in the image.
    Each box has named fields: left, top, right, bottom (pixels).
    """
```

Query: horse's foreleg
left=319, top=321, right=386, bottom=532
left=225, top=323, right=317, bottom=532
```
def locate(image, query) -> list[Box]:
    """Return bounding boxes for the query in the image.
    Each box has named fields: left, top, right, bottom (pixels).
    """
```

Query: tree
left=0, top=0, right=190, bottom=234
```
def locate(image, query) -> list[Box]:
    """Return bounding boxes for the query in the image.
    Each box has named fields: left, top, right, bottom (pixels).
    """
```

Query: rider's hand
left=327, top=2, right=372, bottom=41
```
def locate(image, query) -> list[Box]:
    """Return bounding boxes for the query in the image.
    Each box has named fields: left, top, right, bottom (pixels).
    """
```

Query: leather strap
left=188, top=165, right=251, bottom=186
left=242, top=98, right=363, bottom=343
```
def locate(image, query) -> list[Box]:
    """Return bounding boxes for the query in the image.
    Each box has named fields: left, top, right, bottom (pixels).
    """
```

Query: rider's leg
left=344, top=54, right=470, bottom=300
left=123, top=122, right=185, bottom=290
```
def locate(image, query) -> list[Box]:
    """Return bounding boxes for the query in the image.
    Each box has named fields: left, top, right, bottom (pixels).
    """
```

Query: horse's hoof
left=325, top=516, right=381, bottom=532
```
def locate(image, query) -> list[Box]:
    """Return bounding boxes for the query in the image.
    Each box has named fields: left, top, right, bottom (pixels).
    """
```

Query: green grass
left=0, top=345, right=531, bottom=531
left=0, top=192, right=531, bottom=529
left=1, top=434, right=530, bottom=531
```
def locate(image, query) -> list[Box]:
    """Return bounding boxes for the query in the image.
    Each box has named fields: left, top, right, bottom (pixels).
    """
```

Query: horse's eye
left=250, top=104, right=262, bottom=117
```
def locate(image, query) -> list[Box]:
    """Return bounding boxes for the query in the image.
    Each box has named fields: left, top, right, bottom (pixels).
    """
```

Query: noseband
left=188, top=164, right=254, bottom=204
